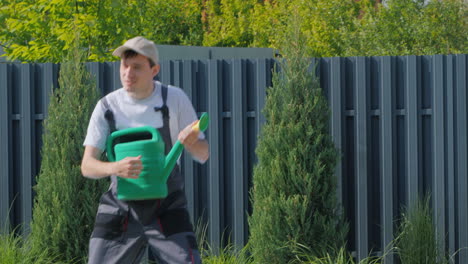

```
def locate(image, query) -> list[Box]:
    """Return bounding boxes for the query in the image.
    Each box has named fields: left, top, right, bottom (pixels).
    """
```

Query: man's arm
left=81, top=145, right=142, bottom=179
left=178, top=121, right=210, bottom=163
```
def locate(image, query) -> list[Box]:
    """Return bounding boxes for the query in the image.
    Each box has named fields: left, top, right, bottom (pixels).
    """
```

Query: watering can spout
left=163, top=113, right=210, bottom=181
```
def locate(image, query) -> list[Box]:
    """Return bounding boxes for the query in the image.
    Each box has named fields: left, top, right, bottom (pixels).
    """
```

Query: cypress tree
left=29, top=41, right=107, bottom=263
left=248, top=15, right=347, bottom=263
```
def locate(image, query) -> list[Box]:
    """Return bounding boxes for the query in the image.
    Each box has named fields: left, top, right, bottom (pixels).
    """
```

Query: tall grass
left=292, top=244, right=383, bottom=264
left=195, top=219, right=254, bottom=264
left=0, top=229, right=58, bottom=264
left=395, top=196, right=448, bottom=264
left=195, top=218, right=382, bottom=264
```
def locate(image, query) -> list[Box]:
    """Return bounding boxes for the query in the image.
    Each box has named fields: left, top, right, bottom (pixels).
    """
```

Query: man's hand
left=113, top=155, right=143, bottom=179
left=81, top=146, right=144, bottom=179
left=178, top=121, right=209, bottom=163
left=178, top=121, right=200, bottom=147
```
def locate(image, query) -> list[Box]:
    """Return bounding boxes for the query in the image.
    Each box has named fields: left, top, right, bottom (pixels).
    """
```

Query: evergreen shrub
left=248, top=16, right=348, bottom=264
left=29, top=41, right=107, bottom=263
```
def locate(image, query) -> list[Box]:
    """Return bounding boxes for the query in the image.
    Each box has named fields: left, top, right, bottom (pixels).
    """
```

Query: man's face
left=120, top=54, right=159, bottom=96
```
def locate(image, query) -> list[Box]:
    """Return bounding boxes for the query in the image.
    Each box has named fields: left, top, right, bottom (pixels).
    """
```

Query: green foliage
left=395, top=196, right=448, bottom=264
left=343, top=0, right=468, bottom=56
left=248, top=13, right=347, bottom=264
left=0, top=0, right=203, bottom=63
left=195, top=219, right=254, bottom=264
left=28, top=39, right=107, bottom=263
left=251, top=0, right=361, bottom=57
left=0, top=0, right=465, bottom=61
left=294, top=246, right=382, bottom=264
left=0, top=227, right=58, bottom=264
left=250, top=0, right=467, bottom=56
left=202, top=0, right=256, bottom=47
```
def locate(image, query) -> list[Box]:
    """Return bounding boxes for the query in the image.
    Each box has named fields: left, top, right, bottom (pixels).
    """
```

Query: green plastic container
left=106, top=113, right=210, bottom=200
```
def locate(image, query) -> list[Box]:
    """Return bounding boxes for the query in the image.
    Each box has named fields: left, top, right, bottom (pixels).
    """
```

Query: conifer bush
left=29, top=42, right=107, bottom=263
left=248, top=16, right=347, bottom=264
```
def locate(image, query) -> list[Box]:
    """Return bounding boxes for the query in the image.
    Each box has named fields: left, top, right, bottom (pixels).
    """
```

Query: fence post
left=380, top=56, right=394, bottom=263
left=355, top=57, right=369, bottom=260
left=0, top=64, right=11, bottom=232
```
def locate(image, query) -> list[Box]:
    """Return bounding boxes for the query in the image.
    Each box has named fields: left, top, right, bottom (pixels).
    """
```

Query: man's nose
left=125, top=67, right=135, bottom=77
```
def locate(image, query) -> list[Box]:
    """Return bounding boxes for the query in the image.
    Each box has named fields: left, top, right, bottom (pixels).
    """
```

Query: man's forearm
left=185, top=139, right=209, bottom=163
left=81, top=155, right=115, bottom=179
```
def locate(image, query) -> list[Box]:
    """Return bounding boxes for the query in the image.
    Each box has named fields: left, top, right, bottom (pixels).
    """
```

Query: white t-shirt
left=83, top=81, right=204, bottom=153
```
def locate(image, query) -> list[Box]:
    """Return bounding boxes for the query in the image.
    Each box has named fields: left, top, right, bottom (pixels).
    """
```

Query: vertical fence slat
left=330, top=58, right=343, bottom=204
left=161, top=61, right=171, bottom=84
left=0, top=64, right=10, bottom=232
left=446, top=55, right=456, bottom=258
left=406, top=56, right=419, bottom=207
left=207, top=60, right=221, bottom=251
left=355, top=57, right=368, bottom=260
left=232, top=60, right=246, bottom=247
left=182, top=61, right=196, bottom=222
left=380, top=57, right=393, bottom=263
left=87, top=62, right=102, bottom=97
left=432, top=55, right=446, bottom=255
left=112, top=61, right=121, bottom=91
left=173, top=61, right=181, bottom=87
left=255, top=59, right=267, bottom=134
left=42, top=63, right=55, bottom=117
left=456, top=55, right=467, bottom=263
left=20, top=64, right=33, bottom=234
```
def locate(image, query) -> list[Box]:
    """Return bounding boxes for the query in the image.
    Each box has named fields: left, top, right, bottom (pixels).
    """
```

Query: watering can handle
left=106, top=126, right=159, bottom=162
left=192, top=112, right=209, bottom=132
left=163, top=113, right=210, bottom=181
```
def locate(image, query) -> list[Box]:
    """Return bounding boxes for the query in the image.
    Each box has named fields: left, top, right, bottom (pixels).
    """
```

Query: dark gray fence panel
left=380, top=56, right=394, bottom=264
left=232, top=59, right=247, bottom=247
left=432, top=55, right=446, bottom=255
left=207, top=60, right=221, bottom=251
left=406, top=56, right=420, bottom=207
left=1, top=55, right=468, bottom=263
left=446, top=55, right=456, bottom=258
left=181, top=61, right=196, bottom=223
left=355, top=57, right=369, bottom=260
left=329, top=57, right=344, bottom=206
left=455, top=55, right=467, bottom=263
left=19, top=64, right=34, bottom=234
left=0, top=64, right=11, bottom=232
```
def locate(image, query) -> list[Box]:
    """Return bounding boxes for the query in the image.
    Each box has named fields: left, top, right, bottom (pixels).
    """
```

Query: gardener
left=81, top=36, right=209, bottom=264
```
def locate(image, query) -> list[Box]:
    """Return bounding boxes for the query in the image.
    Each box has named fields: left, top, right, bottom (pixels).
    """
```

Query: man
left=81, top=36, right=209, bottom=264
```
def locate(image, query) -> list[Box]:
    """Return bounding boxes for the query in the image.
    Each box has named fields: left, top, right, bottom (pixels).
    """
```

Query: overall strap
left=154, top=84, right=172, bottom=155
left=101, top=97, right=117, bottom=133
left=154, top=84, right=169, bottom=120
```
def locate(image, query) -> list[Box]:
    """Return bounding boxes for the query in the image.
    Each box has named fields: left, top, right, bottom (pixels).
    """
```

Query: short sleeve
left=83, top=100, right=110, bottom=151
left=175, top=88, right=205, bottom=140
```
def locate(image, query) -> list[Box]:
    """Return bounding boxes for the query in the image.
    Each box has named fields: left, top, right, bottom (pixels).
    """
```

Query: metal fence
left=1, top=55, right=467, bottom=263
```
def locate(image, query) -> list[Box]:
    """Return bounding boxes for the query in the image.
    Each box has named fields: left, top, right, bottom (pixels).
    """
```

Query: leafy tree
left=343, top=0, right=467, bottom=56
left=250, top=0, right=466, bottom=57
left=29, top=38, right=107, bottom=263
left=251, top=0, right=362, bottom=57
left=202, top=0, right=256, bottom=47
left=248, top=14, right=347, bottom=264
left=0, top=0, right=203, bottom=63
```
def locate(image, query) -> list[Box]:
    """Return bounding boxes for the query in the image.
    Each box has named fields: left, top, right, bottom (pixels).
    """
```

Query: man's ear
left=152, top=64, right=160, bottom=77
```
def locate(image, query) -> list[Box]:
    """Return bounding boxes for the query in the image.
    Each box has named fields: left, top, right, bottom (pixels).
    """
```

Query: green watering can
left=106, top=113, right=209, bottom=200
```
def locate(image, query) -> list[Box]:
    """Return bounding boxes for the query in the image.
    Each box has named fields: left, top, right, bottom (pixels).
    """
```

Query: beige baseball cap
left=112, top=36, right=159, bottom=65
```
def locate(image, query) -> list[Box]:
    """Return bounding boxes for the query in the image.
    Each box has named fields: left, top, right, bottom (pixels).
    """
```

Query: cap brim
left=112, top=46, right=132, bottom=57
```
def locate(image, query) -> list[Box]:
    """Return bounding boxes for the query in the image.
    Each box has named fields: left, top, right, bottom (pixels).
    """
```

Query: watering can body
left=107, top=126, right=172, bottom=200
left=106, top=113, right=210, bottom=201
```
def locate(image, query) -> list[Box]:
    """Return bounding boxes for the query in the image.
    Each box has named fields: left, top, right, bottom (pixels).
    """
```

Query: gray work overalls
left=88, top=85, right=201, bottom=264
